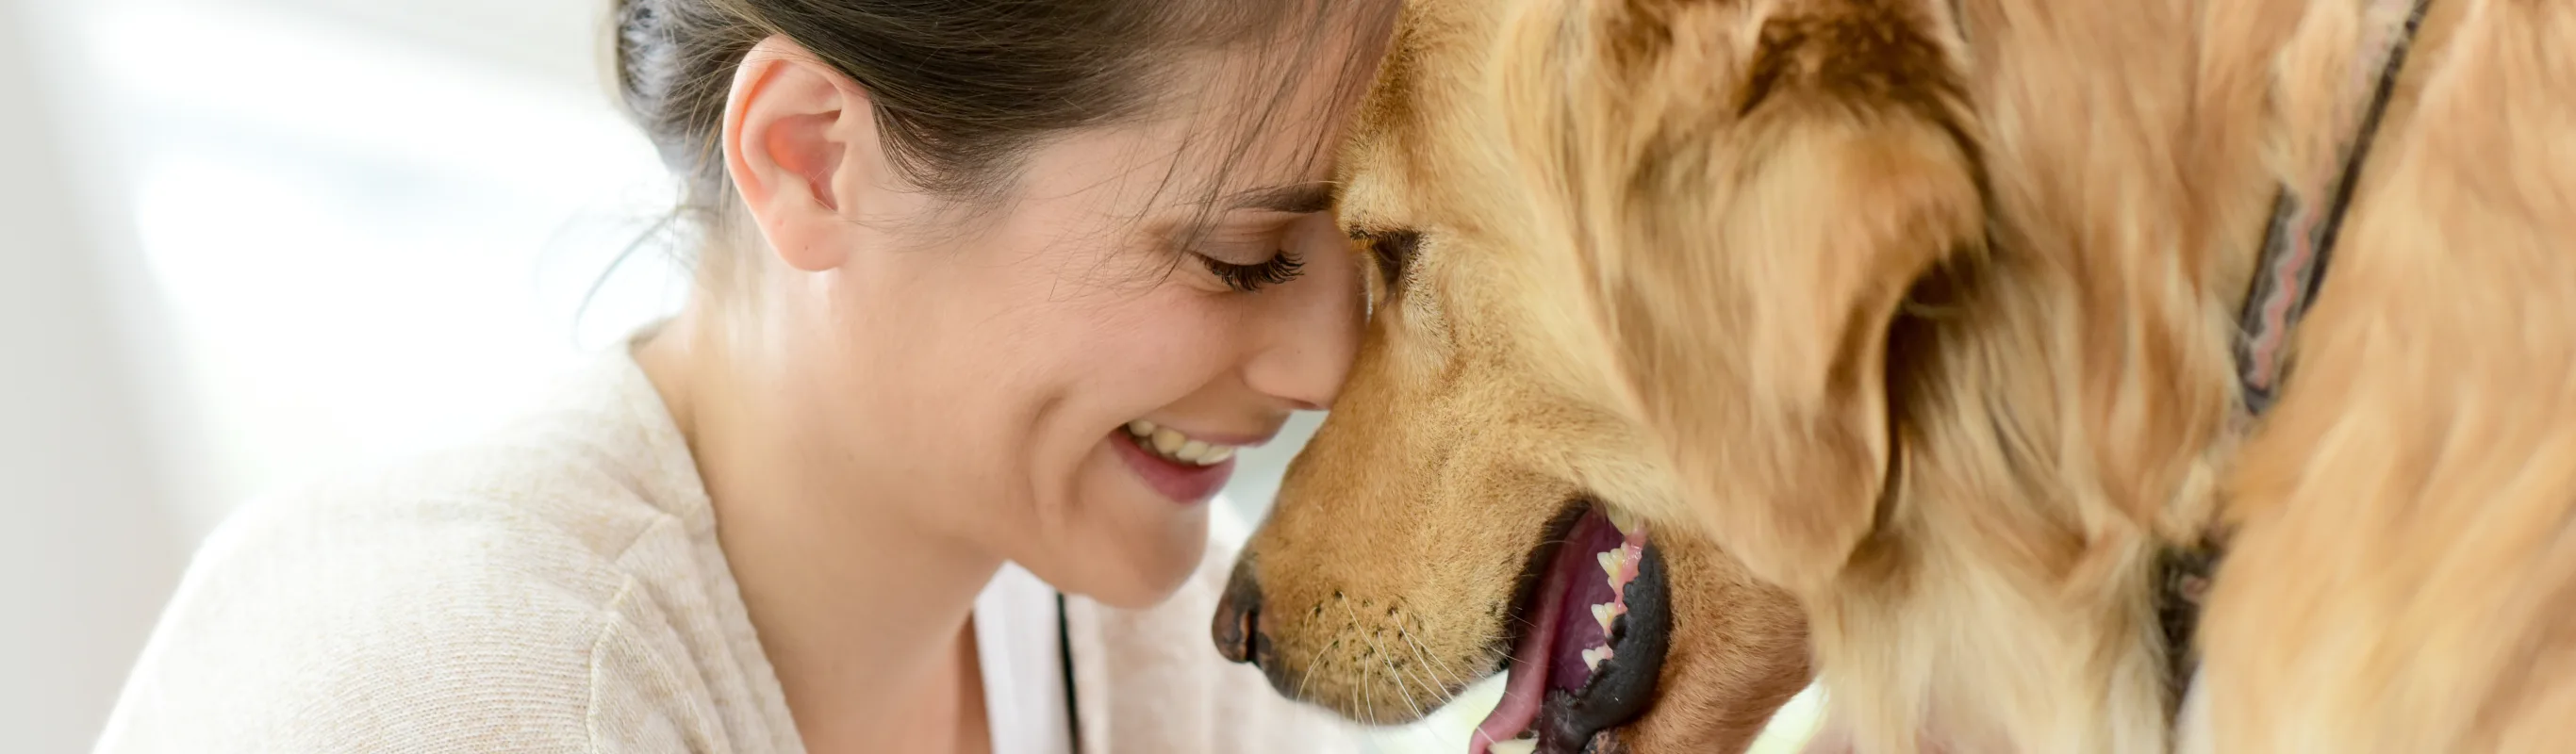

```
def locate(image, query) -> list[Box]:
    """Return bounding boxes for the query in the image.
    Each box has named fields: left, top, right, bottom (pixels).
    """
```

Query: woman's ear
left=721, top=35, right=877, bottom=272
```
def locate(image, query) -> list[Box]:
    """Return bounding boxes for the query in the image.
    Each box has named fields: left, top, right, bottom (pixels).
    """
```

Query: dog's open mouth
left=1476, top=503, right=1672, bottom=754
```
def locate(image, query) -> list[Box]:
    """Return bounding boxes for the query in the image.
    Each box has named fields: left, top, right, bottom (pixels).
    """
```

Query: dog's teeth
left=1127, top=419, right=1157, bottom=437
left=1152, top=428, right=1186, bottom=454
left=1199, top=446, right=1234, bottom=465
left=1581, top=646, right=1615, bottom=671
left=1608, top=543, right=1643, bottom=592
left=1591, top=602, right=1626, bottom=634
left=1177, top=439, right=1210, bottom=463
left=1598, top=549, right=1627, bottom=585
left=1489, top=740, right=1538, bottom=754
left=1605, top=505, right=1643, bottom=535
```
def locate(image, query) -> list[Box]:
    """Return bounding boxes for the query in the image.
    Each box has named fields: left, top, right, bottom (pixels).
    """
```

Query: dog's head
left=1216, top=0, right=1985, bottom=750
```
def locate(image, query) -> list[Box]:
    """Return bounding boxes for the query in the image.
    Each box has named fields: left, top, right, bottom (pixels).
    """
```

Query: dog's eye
left=1351, top=228, right=1421, bottom=291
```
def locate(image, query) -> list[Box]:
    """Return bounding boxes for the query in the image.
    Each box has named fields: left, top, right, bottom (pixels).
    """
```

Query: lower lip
left=1110, top=430, right=1234, bottom=505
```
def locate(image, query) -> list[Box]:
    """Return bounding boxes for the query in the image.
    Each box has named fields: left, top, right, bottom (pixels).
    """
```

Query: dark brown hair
left=611, top=0, right=1388, bottom=235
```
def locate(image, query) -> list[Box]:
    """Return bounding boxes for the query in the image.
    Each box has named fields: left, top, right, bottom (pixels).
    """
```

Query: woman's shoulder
left=184, top=350, right=710, bottom=584
left=173, top=362, right=713, bottom=627
left=97, top=357, right=761, bottom=753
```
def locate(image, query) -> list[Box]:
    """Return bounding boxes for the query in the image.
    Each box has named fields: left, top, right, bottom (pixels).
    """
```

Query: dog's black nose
left=1213, top=558, right=1264, bottom=666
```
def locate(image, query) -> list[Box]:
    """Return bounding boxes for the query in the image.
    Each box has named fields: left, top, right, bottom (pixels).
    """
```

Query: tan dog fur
left=1239, top=0, right=2576, bottom=751
left=1230, top=0, right=1817, bottom=750
left=2204, top=1, right=2576, bottom=752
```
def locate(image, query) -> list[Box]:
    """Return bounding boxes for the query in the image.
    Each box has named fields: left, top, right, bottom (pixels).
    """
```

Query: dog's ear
left=1498, top=0, right=1983, bottom=592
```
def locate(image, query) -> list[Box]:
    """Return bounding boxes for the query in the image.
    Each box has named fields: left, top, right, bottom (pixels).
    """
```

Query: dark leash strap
left=2234, top=0, right=2435, bottom=416
left=1059, top=592, right=1083, bottom=752
left=2158, top=0, right=2433, bottom=700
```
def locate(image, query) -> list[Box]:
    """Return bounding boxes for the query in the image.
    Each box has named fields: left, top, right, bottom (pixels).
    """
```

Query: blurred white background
left=1, top=0, right=1821, bottom=750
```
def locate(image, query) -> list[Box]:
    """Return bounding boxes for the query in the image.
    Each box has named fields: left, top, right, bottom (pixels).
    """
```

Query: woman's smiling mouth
left=1126, top=419, right=1242, bottom=466
left=1112, top=420, right=1247, bottom=503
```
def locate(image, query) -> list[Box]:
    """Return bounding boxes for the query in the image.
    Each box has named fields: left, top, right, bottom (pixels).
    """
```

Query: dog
left=1207, top=1, right=1820, bottom=751
left=1218, top=0, right=2576, bottom=751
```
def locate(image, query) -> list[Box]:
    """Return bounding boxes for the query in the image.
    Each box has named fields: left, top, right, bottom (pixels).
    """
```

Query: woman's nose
left=1241, top=241, right=1364, bottom=411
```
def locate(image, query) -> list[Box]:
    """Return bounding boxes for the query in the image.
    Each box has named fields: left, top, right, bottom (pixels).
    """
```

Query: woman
left=96, top=1, right=1399, bottom=751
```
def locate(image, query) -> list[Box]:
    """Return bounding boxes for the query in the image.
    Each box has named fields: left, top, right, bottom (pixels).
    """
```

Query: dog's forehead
left=1331, top=143, right=1410, bottom=234
left=1333, top=0, right=1517, bottom=227
left=1332, top=80, right=1431, bottom=233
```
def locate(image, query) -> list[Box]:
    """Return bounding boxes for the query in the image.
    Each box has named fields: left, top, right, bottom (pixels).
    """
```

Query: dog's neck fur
left=1807, top=0, right=2454, bottom=751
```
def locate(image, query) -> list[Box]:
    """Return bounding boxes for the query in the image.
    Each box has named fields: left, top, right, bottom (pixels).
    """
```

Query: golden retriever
left=1218, top=0, right=2576, bottom=752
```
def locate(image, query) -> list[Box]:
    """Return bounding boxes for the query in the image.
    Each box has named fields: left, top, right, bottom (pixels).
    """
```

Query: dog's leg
left=2201, top=0, right=2576, bottom=751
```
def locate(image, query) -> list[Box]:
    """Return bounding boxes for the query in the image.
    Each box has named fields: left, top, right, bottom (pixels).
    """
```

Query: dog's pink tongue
left=1469, top=610, right=1555, bottom=754
left=1468, top=515, right=1592, bottom=754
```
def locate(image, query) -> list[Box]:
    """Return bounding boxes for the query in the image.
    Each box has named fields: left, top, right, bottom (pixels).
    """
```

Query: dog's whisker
left=1387, top=659, right=1428, bottom=722
left=1396, top=625, right=1465, bottom=704
left=1384, top=646, right=1434, bottom=721
left=1395, top=631, right=1447, bottom=699
left=1292, top=626, right=1334, bottom=704
left=1362, top=662, right=1381, bottom=726
left=1390, top=626, right=1475, bottom=750
left=1337, top=599, right=1428, bottom=722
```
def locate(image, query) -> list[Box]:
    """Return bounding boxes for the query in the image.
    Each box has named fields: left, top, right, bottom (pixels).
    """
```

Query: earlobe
left=720, top=35, right=874, bottom=272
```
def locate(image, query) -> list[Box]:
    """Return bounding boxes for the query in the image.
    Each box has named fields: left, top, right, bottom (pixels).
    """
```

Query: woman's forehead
left=1016, top=0, right=1395, bottom=216
left=1160, top=3, right=1395, bottom=169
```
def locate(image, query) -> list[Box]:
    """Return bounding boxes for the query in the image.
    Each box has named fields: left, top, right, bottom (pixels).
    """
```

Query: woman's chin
left=1037, top=536, right=1204, bottom=608
left=1089, top=516, right=1210, bottom=607
left=1025, top=458, right=1212, bottom=608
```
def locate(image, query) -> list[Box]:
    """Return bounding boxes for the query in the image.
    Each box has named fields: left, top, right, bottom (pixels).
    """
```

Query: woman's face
left=747, top=21, right=1390, bottom=606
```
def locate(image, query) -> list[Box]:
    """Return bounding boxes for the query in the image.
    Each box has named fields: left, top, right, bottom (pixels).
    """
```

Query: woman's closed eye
left=1177, top=208, right=1329, bottom=293
left=1198, top=251, right=1305, bottom=292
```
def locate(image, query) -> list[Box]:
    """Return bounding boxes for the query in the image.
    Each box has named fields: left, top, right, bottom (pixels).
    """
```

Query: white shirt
left=974, top=563, right=1075, bottom=754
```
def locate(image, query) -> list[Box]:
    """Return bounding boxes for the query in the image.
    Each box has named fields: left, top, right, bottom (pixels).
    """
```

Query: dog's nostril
left=1213, top=559, right=1265, bottom=666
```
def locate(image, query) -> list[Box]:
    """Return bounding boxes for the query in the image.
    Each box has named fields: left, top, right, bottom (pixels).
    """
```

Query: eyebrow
left=1219, top=182, right=1338, bottom=214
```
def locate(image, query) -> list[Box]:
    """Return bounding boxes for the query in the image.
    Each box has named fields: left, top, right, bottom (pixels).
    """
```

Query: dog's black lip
left=1537, top=542, right=1671, bottom=754
left=1492, top=500, right=1672, bottom=754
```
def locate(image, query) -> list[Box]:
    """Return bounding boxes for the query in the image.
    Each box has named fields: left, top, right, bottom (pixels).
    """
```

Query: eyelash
left=1199, top=252, right=1305, bottom=292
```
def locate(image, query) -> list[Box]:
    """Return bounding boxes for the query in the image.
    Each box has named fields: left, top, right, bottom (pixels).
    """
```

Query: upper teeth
left=1125, top=419, right=1239, bottom=467
left=1579, top=541, right=1648, bottom=676
left=1581, top=646, right=1615, bottom=671
left=1591, top=602, right=1627, bottom=634
left=1598, top=549, right=1629, bottom=583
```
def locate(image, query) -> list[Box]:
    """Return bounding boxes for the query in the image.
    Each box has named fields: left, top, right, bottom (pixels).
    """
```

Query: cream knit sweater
left=94, top=349, right=1362, bottom=754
